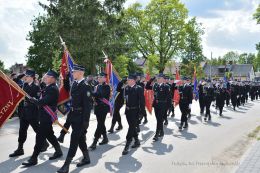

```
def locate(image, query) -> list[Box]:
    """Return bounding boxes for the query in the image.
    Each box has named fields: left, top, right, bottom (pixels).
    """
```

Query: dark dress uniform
left=167, top=82, right=176, bottom=117
left=146, top=77, right=171, bottom=140
left=9, top=82, right=40, bottom=157
left=216, top=86, right=225, bottom=116
left=122, top=79, right=145, bottom=155
left=178, top=83, right=193, bottom=129
left=137, top=80, right=148, bottom=124
left=204, top=85, right=214, bottom=121
left=22, top=70, right=62, bottom=167
left=57, top=77, right=92, bottom=173
left=230, top=84, right=238, bottom=110
left=108, top=78, right=125, bottom=133
left=198, top=83, right=206, bottom=114
left=89, top=80, right=110, bottom=150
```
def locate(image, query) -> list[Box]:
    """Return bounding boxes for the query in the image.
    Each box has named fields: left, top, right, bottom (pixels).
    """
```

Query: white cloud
left=0, top=0, right=47, bottom=69
left=197, top=1, right=260, bottom=59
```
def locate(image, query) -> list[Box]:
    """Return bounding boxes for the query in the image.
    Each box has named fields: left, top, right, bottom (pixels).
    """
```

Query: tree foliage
left=27, top=0, right=128, bottom=75
left=124, top=0, right=190, bottom=73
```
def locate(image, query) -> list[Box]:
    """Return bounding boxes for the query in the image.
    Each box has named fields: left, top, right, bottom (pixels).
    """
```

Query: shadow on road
left=142, top=141, right=174, bottom=155
left=173, top=130, right=197, bottom=140
left=105, top=151, right=142, bottom=173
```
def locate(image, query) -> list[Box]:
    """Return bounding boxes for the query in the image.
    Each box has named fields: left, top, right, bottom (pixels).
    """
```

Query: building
left=203, top=64, right=255, bottom=81
left=10, top=63, right=27, bottom=74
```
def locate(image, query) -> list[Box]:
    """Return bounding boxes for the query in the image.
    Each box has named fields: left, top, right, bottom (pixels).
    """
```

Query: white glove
left=189, top=104, right=192, bottom=109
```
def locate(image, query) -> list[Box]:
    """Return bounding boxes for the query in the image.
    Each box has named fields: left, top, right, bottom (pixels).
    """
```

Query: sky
left=0, top=0, right=260, bottom=69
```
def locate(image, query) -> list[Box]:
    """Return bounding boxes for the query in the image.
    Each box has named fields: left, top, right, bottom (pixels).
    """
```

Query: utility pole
left=210, top=52, right=212, bottom=80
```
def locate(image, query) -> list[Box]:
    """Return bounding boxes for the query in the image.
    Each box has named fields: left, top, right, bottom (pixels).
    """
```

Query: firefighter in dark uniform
left=136, top=73, right=148, bottom=125
left=146, top=73, right=171, bottom=141
left=164, top=76, right=171, bottom=125
left=108, top=77, right=126, bottom=133
left=9, top=70, right=48, bottom=157
left=57, top=73, right=72, bottom=143
left=89, top=72, right=110, bottom=150
left=215, top=83, right=225, bottom=116
left=198, top=80, right=206, bottom=114
left=178, top=77, right=193, bottom=130
left=122, top=74, right=145, bottom=155
left=225, top=81, right=231, bottom=107
left=22, top=70, right=63, bottom=167
left=230, top=82, right=238, bottom=110
left=57, top=65, right=92, bottom=173
left=168, top=77, right=176, bottom=117
left=204, top=80, right=214, bottom=121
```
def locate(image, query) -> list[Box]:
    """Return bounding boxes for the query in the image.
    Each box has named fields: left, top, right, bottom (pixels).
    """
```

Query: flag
left=173, top=69, right=180, bottom=106
left=0, top=70, right=25, bottom=128
left=57, top=50, right=74, bottom=115
left=144, top=73, right=154, bottom=114
left=176, top=69, right=180, bottom=80
left=193, top=67, right=199, bottom=100
left=105, top=59, right=121, bottom=115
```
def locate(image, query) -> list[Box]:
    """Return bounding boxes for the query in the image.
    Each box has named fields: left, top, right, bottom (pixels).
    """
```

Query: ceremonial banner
left=193, top=67, right=199, bottom=100
left=174, top=69, right=180, bottom=106
left=0, top=71, right=25, bottom=128
left=144, top=73, right=154, bottom=114
left=105, top=58, right=121, bottom=115
left=58, top=50, right=74, bottom=115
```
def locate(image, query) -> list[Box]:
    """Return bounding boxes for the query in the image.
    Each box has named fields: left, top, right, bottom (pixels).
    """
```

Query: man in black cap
left=89, top=72, right=111, bottom=150
left=136, top=73, right=148, bottom=125
left=178, top=76, right=193, bottom=130
left=108, top=76, right=126, bottom=133
left=57, top=64, right=92, bottom=173
left=121, top=74, right=145, bottom=155
left=22, top=70, right=63, bottom=167
left=146, top=73, right=171, bottom=141
left=203, top=80, right=214, bottom=121
left=9, top=70, right=49, bottom=157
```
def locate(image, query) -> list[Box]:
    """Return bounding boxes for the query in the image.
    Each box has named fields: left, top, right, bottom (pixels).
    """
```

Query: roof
left=203, top=64, right=254, bottom=77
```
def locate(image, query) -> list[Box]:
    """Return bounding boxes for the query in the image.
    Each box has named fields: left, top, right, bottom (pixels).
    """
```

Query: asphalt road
left=0, top=99, right=260, bottom=173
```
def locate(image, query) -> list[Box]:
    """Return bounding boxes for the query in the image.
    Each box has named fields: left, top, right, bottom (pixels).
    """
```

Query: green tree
left=124, top=0, right=189, bottom=73
left=222, top=51, right=240, bottom=64
left=0, top=60, right=7, bottom=73
left=27, top=0, right=128, bottom=75
left=238, top=53, right=255, bottom=64
left=180, top=61, right=205, bottom=79
left=113, top=55, right=129, bottom=77
left=181, top=17, right=205, bottom=64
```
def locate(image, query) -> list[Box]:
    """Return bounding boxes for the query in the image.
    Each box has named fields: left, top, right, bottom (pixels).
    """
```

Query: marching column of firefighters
left=7, top=64, right=260, bottom=173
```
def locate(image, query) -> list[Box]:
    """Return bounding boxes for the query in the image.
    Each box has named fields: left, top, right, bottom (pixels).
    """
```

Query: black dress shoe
left=22, top=157, right=37, bottom=167
left=164, top=120, right=168, bottom=126
left=116, top=125, right=123, bottom=131
left=49, top=151, right=63, bottom=160
left=9, top=149, right=24, bottom=157
left=108, top=128, right=114, bottom=133
left=131, top=141, right=140, bottom=148
left=99, top=138, right=108, bottom=145
left=153, top=135, right=159, bottom=141
left=143, top=119, right=148, bottom=124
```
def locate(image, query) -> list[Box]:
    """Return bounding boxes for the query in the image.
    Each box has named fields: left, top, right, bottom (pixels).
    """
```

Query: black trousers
left=179, top=102, right=188, bottom=125
left=67, top=119, right=87, bottom=158
left=205, top=99, right=212, bottom=118
left=154, top=104, right=166, bottom=133
left=125, top=109, right=139, bottom=142
left=199, top=98, right=205, bottom=113
left=94, top=110, right=108, bottom=139
left=167, top=102, right=174, bottom=116
left=33, top=121, right=59, bottom=156
left=18, top=117, right=39, bottom=144
left=111, top=102, right=123, bottom=125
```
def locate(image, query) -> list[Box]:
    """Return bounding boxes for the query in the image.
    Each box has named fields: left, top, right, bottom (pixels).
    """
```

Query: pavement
left=1, top=99, right=260, bottom=173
